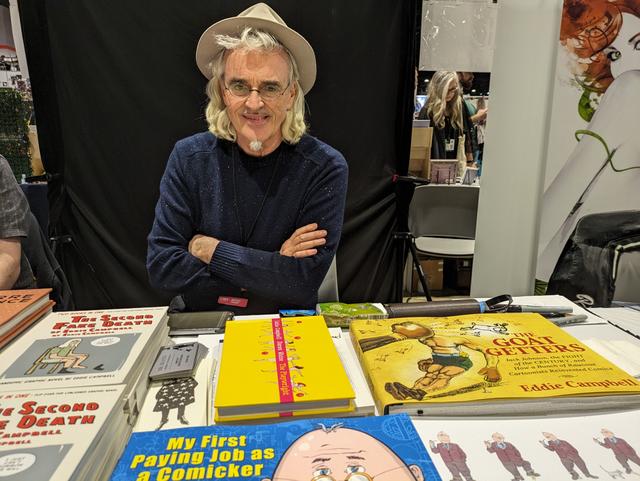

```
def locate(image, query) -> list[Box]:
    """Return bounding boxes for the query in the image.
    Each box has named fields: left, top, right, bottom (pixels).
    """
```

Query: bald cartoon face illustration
left=264, top=425, right=424, bottom=481
left=492, top=433, right=504, bottom=442
left=437, top=432, right=451, bottom=444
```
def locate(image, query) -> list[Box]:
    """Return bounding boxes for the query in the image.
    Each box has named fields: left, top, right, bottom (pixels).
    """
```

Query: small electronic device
left=149, top=342, right=208, bottom=380
left=168, top=310, right=233, bottom=335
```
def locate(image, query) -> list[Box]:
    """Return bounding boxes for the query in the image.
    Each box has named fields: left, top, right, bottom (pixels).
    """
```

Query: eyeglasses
left=312, top=473, right=373, bottom=481
left=224, top=80, right=290, bottom=101
left=277, top=472, right=373, bottom=481
left=276, top=464, right=412, bottom=481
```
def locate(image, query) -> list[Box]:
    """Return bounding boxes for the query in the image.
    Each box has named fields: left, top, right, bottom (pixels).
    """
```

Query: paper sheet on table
left=591, top=307, right=640, bottom=338
left=582, top=338, right=640, bottom=378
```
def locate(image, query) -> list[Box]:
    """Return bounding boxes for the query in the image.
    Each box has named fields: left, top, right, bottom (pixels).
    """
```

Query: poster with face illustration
left=110, top=414, right=441, bottom=481
left=537, top=0, right=640, bottom=291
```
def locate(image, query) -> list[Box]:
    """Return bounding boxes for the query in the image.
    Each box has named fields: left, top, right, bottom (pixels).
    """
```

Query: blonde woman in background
left=418, top=70, right=473, bottom=162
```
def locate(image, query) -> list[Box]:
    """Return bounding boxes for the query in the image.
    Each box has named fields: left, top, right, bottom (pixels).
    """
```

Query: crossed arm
left=188, top=222, right=327, bottom=264
left=147, top=143, right=347, bottom=307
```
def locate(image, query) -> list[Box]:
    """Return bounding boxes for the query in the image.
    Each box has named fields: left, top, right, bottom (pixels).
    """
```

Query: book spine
left=348, top=324, right=386, bottom=415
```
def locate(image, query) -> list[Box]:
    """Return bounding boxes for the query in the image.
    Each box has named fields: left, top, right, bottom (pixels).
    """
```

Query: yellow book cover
left=215, top=316, right=355, bottom=422
left=350, top=313, right=640, bottom=416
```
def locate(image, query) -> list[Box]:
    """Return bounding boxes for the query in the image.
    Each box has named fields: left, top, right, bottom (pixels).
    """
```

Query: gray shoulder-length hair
left=204, top=27, right=307, bottom=144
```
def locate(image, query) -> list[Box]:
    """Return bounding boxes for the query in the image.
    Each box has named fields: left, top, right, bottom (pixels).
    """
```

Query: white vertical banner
left=8, top=0, right=29, bottom=78
left=0, top=6, right=15, bottom=56
left=420, top=0, right=499, bottom=72
left=470, top=0, right=561, bottom=298
left=536, top=1, right=640, bottom=282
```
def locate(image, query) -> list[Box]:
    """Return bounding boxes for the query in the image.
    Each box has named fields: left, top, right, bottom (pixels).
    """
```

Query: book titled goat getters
left=351, top=313, right=640, bottom=416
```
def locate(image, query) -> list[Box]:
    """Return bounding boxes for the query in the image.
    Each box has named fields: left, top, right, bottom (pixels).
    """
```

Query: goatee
left=249, top=140, right=263, bottom=152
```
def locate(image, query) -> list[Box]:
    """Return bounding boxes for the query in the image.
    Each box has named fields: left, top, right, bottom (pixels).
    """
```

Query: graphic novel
left=111, top=413, right=440, bottom=481
left=351, top=313, right=640, bottom=415
left=215, top=316, right=354, bottom=422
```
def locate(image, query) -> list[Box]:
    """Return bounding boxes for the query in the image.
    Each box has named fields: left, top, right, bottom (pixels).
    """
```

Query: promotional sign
left=537, top=0, right=640, bottom=287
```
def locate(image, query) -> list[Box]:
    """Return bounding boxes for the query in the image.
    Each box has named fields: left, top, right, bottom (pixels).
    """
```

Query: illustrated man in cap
left=593, top=428, right=640, bottom=475
left=147, top=3, right=348, bottom=314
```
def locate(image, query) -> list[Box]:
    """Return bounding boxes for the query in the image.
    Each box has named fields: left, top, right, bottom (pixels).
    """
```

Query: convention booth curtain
left=18, top=0, right=417, bottom=308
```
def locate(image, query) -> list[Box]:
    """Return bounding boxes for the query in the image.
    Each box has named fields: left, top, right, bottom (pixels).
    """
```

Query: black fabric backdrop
left=18, top=0, right=417, bottom=308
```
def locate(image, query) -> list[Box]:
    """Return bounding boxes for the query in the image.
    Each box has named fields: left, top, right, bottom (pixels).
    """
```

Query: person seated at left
left=0, top=155, right=35, bottom=290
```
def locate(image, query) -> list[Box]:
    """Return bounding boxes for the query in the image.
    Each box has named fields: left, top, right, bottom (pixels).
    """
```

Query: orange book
left=0, top=299, right=55, bottom=349
left=0, top=288, right=51, bottom=339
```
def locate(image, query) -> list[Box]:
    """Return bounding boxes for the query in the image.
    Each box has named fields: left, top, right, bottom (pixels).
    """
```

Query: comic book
left=0, top=385, right=129, bottom=481
left=214, top=316, right=355, bottom=422
left=110, top=413, right=442, bottom=481
left=0, top=300, right=55, bottom=351
left=350, top=313, right=640, bottom=416
left=209, top=328, right=373, bottom=424
left=412, top=408, right=640, bottom=481
left=134, top=335, right=218, bottom=432
left=0, top=289, right=52, bottom=346
left=316, top=302, right=387, bottom=328
left=0, top=307, right=169, bottom=416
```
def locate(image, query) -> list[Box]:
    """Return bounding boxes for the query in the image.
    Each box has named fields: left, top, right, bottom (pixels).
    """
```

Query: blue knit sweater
left=147, top=132, right=348, bottom=314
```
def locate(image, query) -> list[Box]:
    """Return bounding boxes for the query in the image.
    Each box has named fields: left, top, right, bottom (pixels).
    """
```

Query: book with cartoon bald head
left=110, top=413, right=441, bottom=481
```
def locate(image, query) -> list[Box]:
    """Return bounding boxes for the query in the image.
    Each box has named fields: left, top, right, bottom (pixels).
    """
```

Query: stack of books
left=214, top=316, right=355, bottom=423
left=0, top=288, right=54, bottom=349
left=0, top=385, right=129, bottom=481
left=0, top=306, right=169, bottom=480
left=209, top=327, right=376, bottom=423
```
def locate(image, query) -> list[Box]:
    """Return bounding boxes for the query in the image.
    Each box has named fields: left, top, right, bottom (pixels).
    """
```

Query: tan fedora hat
left=195, top=2, right=317, bottom=94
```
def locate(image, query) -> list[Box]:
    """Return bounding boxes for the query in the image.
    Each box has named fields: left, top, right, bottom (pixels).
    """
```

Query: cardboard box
left=411, top=259, right=444, bottom=293
left=409, top=126, right=433, bottom=176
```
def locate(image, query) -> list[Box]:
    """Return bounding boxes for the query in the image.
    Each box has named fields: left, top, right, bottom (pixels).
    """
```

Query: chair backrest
left=408, top=185, right=479, bottom=239
left=22, top=212, right=74, bottom=310
left=547, top=210, right=640, bottom=307
left=317, top=256, right=339, bottom=303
